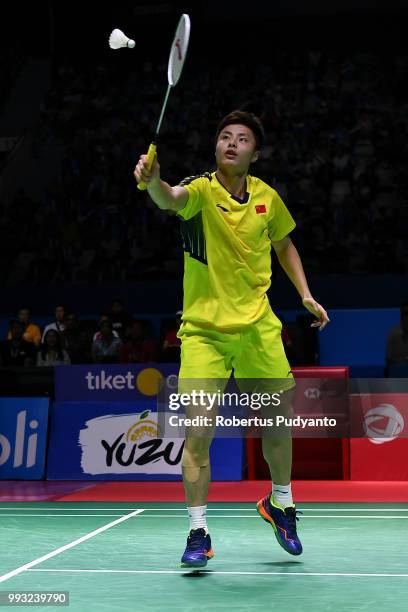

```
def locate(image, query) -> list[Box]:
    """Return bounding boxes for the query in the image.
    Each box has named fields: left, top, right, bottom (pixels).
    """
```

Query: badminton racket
left=137, top=13, right=191, bottom=190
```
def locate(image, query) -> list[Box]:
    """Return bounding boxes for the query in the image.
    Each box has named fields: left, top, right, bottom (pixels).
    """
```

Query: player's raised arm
left=134, top=154, right=188, bottom=212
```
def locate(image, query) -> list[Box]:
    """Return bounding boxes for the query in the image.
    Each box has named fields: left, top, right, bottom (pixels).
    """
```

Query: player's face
left=215, top=124, right=259, bottom=173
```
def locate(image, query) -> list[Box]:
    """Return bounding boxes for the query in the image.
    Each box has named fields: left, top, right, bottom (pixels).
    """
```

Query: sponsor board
left=47, top=402, right=183, bottom=480
left=80, top=409, right=184, bottom=476
left=55, top=364, right=179, bottom=402
left=47, top=401, right=244, bottom=481
left=350, top=393, right=408, bottom=480
left=0, top=398, right=49, bottom=479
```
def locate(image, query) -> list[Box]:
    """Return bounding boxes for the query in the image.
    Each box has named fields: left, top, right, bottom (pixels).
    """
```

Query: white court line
left=0, top=514, right=124, bottom=517
left=0, top=507, right=134, bottom=511
left=1, top=507, right=407, bottom=512
left=27, top=568, right=408, bottom=578
left=127, top=514, right=408, bottom=519
left=1, top=514, right=408, bottom=519
left=0, top=509, right=144, bottom=584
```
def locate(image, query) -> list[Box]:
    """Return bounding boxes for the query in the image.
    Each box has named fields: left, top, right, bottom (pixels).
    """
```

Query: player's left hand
left=302, top=297, right=330, bottom=331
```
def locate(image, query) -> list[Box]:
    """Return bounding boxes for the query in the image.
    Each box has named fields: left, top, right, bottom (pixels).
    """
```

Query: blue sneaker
left=257, top=493, right=303, bottom=556
left=180, top=528, right=214, bottom=568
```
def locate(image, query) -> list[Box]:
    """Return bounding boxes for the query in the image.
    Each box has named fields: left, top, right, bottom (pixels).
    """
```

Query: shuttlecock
left=109, top=29, right=135, bottom=49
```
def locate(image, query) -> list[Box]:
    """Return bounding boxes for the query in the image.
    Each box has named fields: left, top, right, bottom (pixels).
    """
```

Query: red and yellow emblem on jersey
left=255, top=204, right=266, bottom=214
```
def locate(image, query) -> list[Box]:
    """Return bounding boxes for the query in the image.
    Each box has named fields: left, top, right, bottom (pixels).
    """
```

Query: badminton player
left=134, top=110, right=329, bottom=567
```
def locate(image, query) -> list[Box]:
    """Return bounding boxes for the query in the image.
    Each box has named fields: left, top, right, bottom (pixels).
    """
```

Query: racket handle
left=137, top=143, right=157, bottom=191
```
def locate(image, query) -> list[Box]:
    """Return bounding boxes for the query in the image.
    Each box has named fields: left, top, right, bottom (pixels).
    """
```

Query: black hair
left=41, top=329, right=64, bottom=361
left=215, top=110, right=265, bottom=149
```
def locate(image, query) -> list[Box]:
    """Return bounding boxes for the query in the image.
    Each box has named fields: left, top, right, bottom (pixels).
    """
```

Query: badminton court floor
left=0, top=502, right=407, bottom=611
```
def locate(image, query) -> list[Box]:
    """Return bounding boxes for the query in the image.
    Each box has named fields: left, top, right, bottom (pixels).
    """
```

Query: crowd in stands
left=0, top=301, right=182, bottom=367
left=2, top=299, right=407, bottom=373
left=0, top=301, right=322, bottom=369
left=0, top=49, right=407, bottom=285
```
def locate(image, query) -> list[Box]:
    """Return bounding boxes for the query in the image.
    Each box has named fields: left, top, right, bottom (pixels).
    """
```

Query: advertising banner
left=55, top=364, right=179, bottom=402
left=47, top=400, right=244, bottom=481
left=350, top=393, right=408, bottom=480
left=0, top=398, right=49, bottom=479
left=47, top=402, right=183, bottom=480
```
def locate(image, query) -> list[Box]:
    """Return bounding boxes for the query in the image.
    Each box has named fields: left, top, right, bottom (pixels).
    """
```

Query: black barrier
left=0, top=367, right=54, bottom=397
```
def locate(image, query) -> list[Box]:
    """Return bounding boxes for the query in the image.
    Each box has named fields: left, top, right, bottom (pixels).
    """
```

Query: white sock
left=272, top=483, right=293, bottom=508
left=187, top=505, right=208, bottom=532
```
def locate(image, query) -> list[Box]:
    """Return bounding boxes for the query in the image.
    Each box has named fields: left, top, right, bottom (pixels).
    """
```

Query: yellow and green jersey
left=177, top=171, right=295, bottom=332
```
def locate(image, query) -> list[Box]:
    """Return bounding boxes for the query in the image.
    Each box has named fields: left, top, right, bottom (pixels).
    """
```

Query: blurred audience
left=0, top=320, right=36, bottom=366
left=6, top=308, right=41, bottom=346
left=37, top=329, right=70, bottom=366
left=1, top=50, right=407, bottom=285
left=0, top=307, right=319, bottom=367
left=61, top=313, right=93, bottom=363
left=93, top=314, right=120, bottom=342
left=92, top=319, right=122, bottom=363
left=120, top=319, right=158, bottom=363
left=42, top=305, right=66, bottom=341
left=108, top=299, right=133, bottom=340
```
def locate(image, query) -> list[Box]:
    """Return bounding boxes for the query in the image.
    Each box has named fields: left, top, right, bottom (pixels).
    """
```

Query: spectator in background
left=0, top=320, right=36, bottom=366
left=42, top=305, right=66, bottom=342
left=37, top=329, right=70, bottom=366
left=93, top=313, right=120, bottom=343
left=6, top=308, right=41, bottom=346
left=161, top=310, right=182, bottom=362
left=92, top=319, right=122, bottom=363
left=109, top=298, right=133, bottom=340
left=120, top=319, right=157, bottom=363
left=61, top=313, right=92, bottom=363
left=386, top=301, right=408, bottom=370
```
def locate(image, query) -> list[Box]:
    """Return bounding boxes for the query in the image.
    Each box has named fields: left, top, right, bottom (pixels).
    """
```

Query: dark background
left=1, top=0, right=407, bottom=313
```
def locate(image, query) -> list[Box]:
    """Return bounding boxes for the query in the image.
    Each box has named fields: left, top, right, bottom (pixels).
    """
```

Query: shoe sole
left=180, top=549, right=214, bottom=568
left=257, top=499, right=302, bottom=556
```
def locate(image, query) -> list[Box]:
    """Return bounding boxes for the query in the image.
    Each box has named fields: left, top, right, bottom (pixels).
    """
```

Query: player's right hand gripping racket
left=137, top=13, right=191, bottom=190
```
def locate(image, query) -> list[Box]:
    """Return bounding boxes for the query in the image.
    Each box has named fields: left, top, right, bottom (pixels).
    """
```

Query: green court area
left=0, top=502, right=407, bottom=611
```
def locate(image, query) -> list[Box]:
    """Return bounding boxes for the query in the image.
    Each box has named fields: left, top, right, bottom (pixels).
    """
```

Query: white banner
left=79, top=410, right=183, bottom=475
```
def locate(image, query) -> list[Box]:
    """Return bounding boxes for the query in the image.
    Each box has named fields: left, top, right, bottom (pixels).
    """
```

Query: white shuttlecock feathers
left=109, top=29, right=135, bottom=49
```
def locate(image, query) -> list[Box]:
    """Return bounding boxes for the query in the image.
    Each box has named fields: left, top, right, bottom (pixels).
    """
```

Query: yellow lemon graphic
left=136, top=368, right=163, bottom=396
left=126, top=410, right=162, bottom=442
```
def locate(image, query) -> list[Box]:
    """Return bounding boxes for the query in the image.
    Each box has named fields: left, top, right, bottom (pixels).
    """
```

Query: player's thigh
left=234, top=309, right=295, bottom=393
left=179, top=331, right=232, bottom=380
left=178, top=332, right=231, bottom=440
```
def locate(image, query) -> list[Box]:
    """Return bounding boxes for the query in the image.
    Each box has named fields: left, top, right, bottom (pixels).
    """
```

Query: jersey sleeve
left=268, top=190, right=296, bottom=241
left=177, top=175, right=208, bottom=220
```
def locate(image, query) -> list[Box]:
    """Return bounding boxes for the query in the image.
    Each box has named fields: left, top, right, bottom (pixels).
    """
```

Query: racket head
left=167, top=13, right=191, bottom=86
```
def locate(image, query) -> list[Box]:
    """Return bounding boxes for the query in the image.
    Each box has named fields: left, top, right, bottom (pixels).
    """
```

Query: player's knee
left=182, top=444, right=210, bottom=466
left=181, top=445, right=210, bottom=483
left=278, top=386, right=295, bottom=412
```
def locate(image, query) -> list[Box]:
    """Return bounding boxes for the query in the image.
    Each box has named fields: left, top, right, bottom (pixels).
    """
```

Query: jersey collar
left=214, top=172, right=250, bottom=205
